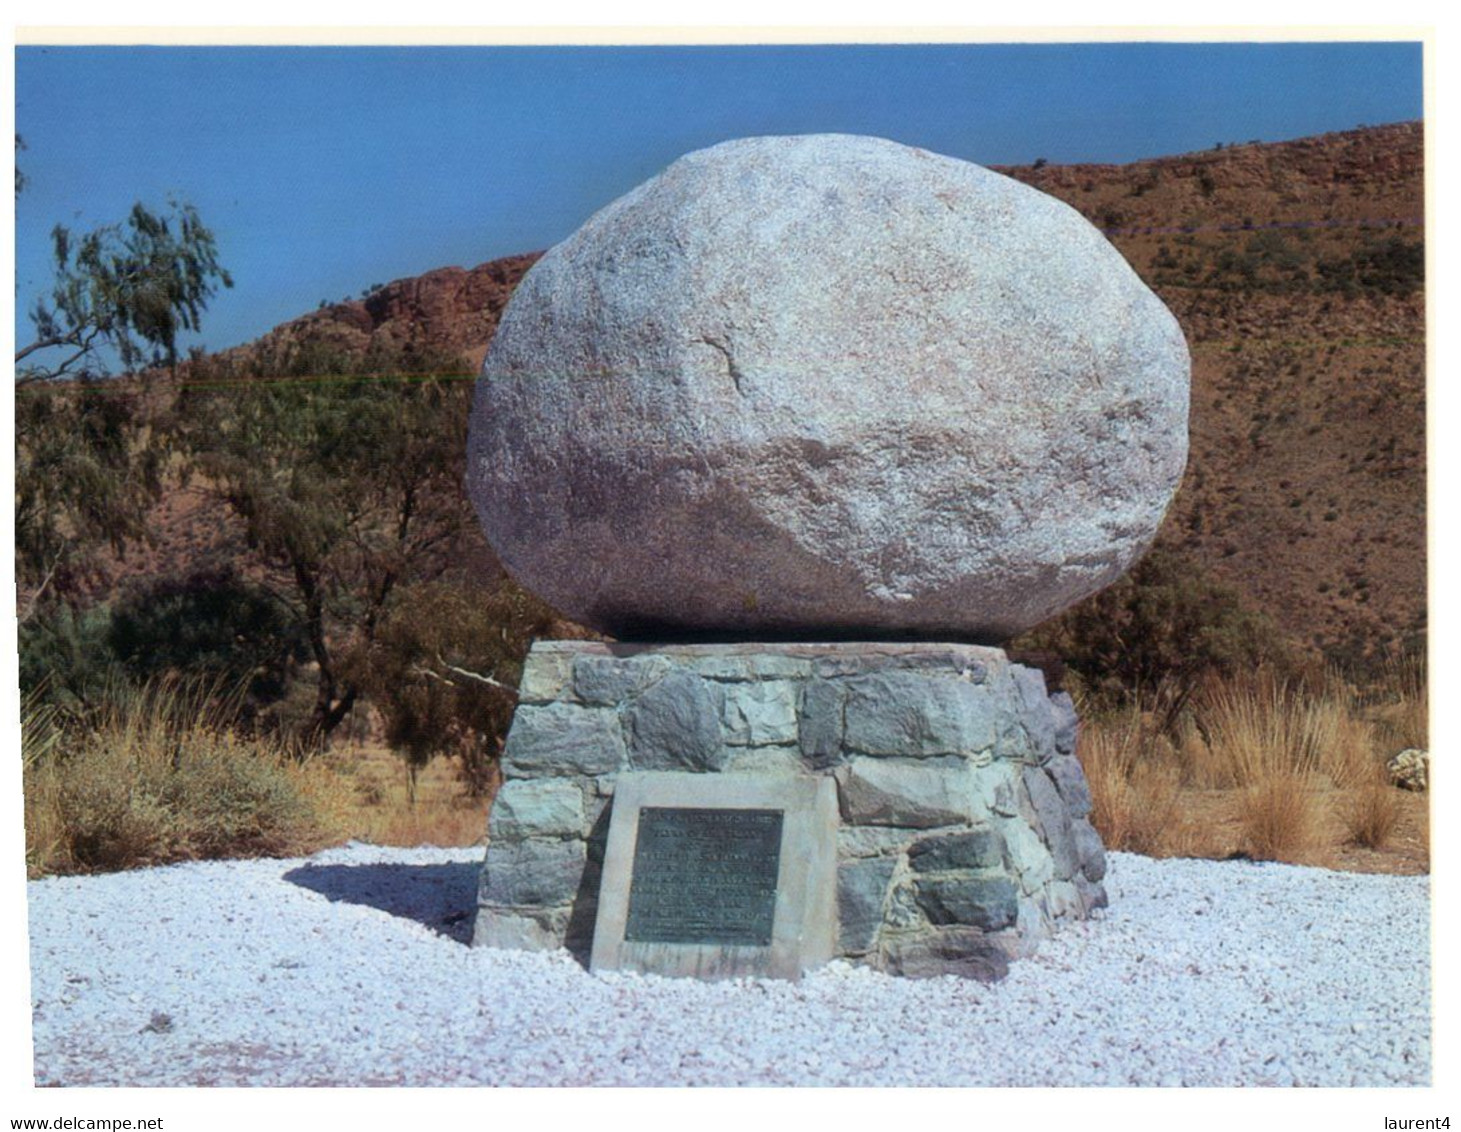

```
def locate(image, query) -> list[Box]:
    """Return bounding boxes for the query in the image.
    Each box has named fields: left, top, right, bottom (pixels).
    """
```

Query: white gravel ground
left=26, top=844, right=1429, bottom=1087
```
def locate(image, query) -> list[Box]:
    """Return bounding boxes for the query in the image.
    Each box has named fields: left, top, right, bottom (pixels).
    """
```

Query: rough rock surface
left=1387, top=748, right=1428, bottom=792
left=468, top=134, right=1189, bottom=640
left=212, top=253, right=541, bottom=376
left=474, top=641, right=1108, bottom=977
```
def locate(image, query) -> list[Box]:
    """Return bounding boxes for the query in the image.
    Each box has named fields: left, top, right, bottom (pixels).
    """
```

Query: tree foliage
left=348, top=580, right=560, bottom=798
left=15, top=183, right=231, bottom=615
left=14, top=379, right=168, bottom=615
left=17, top=199, right=232, bottom=382
left=1017, top=542, right=1291, bottom=728
left=174, top=347, right=474, bottom=748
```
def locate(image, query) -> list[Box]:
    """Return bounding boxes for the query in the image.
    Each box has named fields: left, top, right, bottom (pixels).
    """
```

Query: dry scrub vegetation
left=1079, top=657, right=1427, bottom=871
left=24, top=658, right=1429, bottom=880
left=21, top=678, right=489, bottom=878
left=19, top=128, right=1427, bottom=883
left=23, top=680, right=342, bottom=877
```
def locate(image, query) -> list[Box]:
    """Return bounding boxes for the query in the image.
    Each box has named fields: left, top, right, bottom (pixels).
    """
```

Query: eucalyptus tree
left=15, top=186, right=232, bottom=618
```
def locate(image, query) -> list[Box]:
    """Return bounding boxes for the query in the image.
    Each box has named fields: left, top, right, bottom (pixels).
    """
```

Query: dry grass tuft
left=1370, top=651, right=1429, bottom=754
left=1191, top=676, right=1316, bottom=786
left=1239, top=771, right=1320, bottom=861
left=1080, top=714, right=1181, bottom=856
left=1078, top=659, right=1427, bottom=867
left=23, top=679, right=341, bottom=877
left=1180, top=670, right=1377, bottom=790
left=1344, top=777, right=1405, bottom=850
left=22, top=676, right=495, bottom=877
left=359, top=804, right=487, bottom=848
left=323, top=745, right=488, bottom=848
left=1307, top=697, right=1378, bottom=790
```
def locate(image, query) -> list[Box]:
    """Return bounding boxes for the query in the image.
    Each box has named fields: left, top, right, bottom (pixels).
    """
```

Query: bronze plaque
left=624, top=807, right=784, bottom=946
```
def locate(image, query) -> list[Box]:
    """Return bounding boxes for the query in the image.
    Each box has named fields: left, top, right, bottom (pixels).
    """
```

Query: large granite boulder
left=467, top=134, right=1189, bottom=641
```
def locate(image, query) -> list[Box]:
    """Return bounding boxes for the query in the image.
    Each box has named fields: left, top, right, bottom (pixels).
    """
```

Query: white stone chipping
left=26, top=844, right=1429, bottom=1087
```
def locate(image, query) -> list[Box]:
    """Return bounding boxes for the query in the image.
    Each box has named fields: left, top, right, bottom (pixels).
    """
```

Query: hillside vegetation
left=196, top=123, right=1427, bottom=678
left=1002, top=122, right=1425, bottom=674
left=17, top=123, right=1426, bottom=874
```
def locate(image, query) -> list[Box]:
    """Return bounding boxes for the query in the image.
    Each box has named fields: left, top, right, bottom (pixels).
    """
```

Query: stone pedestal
left=472, top=641, right=1107, bottom=979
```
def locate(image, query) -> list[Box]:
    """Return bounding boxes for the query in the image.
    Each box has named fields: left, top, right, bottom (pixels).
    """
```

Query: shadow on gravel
left=283, top=862, right=481, bottom=944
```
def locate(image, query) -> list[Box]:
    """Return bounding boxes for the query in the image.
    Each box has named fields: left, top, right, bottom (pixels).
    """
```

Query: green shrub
left=20, top=567, right=308, bottom=736
left=1016, top=543, right=1291, bottom=725
left=348, top=578, right=564, bottom=797
left=107, top=564, right=308, bottom=708
left=18, top=604, right=127, bottom=721
left=1316, top=234, right=1424, bottom=298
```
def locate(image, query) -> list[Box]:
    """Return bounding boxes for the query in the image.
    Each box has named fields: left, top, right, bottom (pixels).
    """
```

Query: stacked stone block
left=474, top=640, right=1107, bottom=978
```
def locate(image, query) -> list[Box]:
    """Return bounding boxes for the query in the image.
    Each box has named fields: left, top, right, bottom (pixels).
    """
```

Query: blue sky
left=14, top=41, right=1423, bottom=361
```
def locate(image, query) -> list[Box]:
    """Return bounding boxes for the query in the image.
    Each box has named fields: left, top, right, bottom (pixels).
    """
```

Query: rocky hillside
left=175, top=122, right=1424, bottom=672
left=209, top=251, right=541, bottom=377
left=999, top=122, right=1424, bottom=669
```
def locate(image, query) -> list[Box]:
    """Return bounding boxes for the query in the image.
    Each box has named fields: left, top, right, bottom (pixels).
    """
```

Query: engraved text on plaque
left=625, top=807, right=784, bottom=946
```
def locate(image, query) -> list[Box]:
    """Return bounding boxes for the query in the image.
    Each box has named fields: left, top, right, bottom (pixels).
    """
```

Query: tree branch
left=15, top=333, right=78, bottom=364
left=16, top=326, right=103, bottom=383
left=431, top=657, right=519, bottom=695
left=16, top=553, right=62, bottom=624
